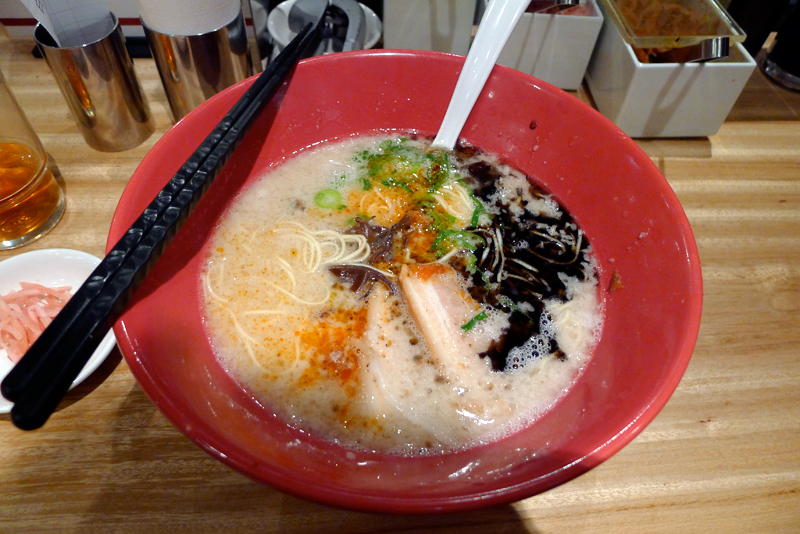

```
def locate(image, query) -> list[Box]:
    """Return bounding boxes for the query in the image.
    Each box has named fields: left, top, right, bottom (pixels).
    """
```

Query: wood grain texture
left=1, top=26, right=798, bottom=533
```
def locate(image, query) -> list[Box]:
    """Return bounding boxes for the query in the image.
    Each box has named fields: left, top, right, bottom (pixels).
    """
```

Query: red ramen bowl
left=109, top=50, right=702, bottom=513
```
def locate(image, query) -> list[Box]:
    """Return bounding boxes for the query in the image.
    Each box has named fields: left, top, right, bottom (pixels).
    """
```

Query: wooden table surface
left=1, top=27, right=799, bottom=533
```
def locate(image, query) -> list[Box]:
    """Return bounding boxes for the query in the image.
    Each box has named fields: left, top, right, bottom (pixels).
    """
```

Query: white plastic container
left=382, top=0, right=477, bottom=56
left=585, top=0, right=756, bottom=138
left=497, top=2, right=604, bottom=90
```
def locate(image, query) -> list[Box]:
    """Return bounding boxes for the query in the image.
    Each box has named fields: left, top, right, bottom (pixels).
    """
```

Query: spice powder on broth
left=201, top=135, right=602, bottom=455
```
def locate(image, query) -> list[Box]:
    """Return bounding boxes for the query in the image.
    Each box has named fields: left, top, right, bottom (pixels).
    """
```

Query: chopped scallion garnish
left=465, top=187, right=489, bottom=227
left=314, top=189, right=342, bottom=209
left=432, top=229, right=485, bottom=255
left=462, top=311, right=488, bottom=331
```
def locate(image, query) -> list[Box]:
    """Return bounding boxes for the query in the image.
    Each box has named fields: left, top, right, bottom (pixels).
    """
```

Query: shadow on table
left=0, top=343, right=122, bottom=426
left=56, top=344, right=122, bottom=411
left=634, top=137, right=713, bottom=160
left=76, top=385, right=540, bottom=533
left=727, top=50, right=800, bottom=122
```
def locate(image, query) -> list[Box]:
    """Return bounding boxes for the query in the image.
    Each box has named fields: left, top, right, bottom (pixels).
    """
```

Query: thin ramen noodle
left=201, top=136, right=602, bottom=455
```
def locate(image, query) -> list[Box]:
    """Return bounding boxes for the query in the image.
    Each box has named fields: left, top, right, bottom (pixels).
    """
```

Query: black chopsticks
left=1, top=23, right=319, bottom=431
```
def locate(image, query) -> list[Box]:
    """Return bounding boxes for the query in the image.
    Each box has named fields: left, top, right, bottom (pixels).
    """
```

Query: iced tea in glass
left=0, top=68, right=65, bottom=250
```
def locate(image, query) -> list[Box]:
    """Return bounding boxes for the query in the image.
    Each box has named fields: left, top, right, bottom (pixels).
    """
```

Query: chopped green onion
left=465, top=253, right=478, bottom=274
left=381, top=178, right=413, bottom=194
left=462, top=311, right=488, bottom=331
left=432, top=229, right=485, bottom=255
left=362, top=178, right=372, bottom=191
left=425, top=150, right=451, bottom=192
left=468, top=190, right=488, bottom=226
left=314, top=189, right=342, bottom=209
left=497, top=296, right=532, bottom=318
left=429, top=209, right=456, bottom=228
left=346, top=213, right=372, bottom=225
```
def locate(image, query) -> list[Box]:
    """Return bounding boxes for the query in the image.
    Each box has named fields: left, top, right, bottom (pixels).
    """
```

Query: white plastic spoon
left=431, top=0, right=530, bottom=150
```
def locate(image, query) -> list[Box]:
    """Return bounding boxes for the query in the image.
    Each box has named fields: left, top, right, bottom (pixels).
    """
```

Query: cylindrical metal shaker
left=144, top=10, right=254, bottom=121
left=34, top=15, right=154, bottom=152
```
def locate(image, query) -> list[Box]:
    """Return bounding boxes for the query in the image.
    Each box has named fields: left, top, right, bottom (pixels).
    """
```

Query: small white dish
left=267, top=0, right=382, bottom=60
left=0, top=248, right=117, bottom=413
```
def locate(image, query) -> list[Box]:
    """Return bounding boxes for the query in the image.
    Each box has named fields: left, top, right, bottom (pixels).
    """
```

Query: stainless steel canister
left=34, top=15, right=154, bottom=152
left=144, top=10, right=254, bottom=121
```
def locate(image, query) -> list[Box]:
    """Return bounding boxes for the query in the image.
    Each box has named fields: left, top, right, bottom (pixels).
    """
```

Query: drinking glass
left=762, top=2, right=800, bottom=92
left=0, top=68, right=65, bottom=250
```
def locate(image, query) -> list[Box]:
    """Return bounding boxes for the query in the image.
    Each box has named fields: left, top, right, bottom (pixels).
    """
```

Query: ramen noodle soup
left=201, top=136, right=602, bottom=455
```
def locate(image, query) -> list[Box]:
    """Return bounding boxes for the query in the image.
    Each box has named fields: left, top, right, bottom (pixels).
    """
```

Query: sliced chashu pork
left=358, top=264, right=512, bottom=446
left=398, top=263, right=493, bottom=384
left=358, top=285, right=453, bottom=445
left=398, top=263, right=511, bottom=430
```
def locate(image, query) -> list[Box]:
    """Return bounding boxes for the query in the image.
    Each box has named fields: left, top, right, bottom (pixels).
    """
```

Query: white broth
left=201, top=136, right=602, bottom=455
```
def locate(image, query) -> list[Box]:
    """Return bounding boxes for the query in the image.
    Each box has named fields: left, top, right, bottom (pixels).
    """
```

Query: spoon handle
left=432, top=0, right=529, bottom=150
